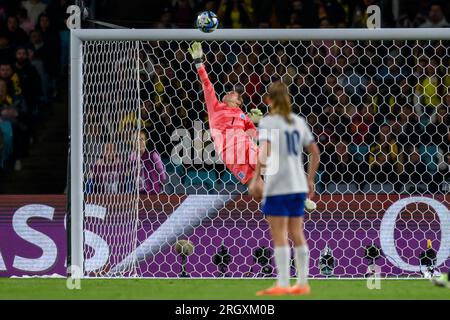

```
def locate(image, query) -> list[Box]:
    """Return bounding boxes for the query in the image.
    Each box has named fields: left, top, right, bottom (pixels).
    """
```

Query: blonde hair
left=224, top=90, right=243, bottom=106
left=268, top=82, right=292, bottom=124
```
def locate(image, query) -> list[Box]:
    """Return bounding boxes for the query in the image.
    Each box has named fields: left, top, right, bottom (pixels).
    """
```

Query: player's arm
left=244, top=108, right=264, bottom=140
left=305, top=142, right=320, bottom=200
left=255, top=140, right=270, bottom=177
left=244, top=113, right=258, bottom=139
left=248, top=139, right=270, bottom=200
left=248, top=118, right=271, bottom=199
left=188, top=42, right=220, bottom=111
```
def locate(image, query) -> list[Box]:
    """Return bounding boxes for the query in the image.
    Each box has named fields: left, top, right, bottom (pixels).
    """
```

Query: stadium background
left=0, top=0, right=449, bottom=299
left=0, top=0, right=449, bottom=194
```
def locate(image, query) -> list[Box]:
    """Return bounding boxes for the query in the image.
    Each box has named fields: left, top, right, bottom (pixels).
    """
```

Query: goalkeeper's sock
left=294, top=244, right=310, bottom=285
left=274, top=246, right=290, bottom=288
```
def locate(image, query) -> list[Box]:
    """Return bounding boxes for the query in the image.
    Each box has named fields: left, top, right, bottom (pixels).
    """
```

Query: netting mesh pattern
left=82, top=41, right=140, bottom=276
left=81, top=38, right=450, bottom=278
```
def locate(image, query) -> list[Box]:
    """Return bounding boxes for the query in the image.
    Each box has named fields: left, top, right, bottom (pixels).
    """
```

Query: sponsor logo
left=0, top=195, right=448, bottom=277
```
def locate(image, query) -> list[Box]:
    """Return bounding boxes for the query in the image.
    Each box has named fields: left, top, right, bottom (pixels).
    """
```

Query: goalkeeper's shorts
left=262, top=193, right=307, bottom=217
left=229, top=162, right=255, bottom=185
left=221, top=136, right=258, bottom=185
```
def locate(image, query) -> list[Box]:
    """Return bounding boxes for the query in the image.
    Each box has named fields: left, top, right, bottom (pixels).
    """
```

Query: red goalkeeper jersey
left=197, top=64, right=256, bottom=133
left=197, top=64, right=258, bottom=184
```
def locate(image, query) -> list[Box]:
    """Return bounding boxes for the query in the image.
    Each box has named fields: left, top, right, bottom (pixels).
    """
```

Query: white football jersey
left=258, top=113, right=314, bottom=197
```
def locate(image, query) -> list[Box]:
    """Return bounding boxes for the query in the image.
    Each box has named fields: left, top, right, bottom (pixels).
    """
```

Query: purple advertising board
left=0, top=194, right=449, bottom=278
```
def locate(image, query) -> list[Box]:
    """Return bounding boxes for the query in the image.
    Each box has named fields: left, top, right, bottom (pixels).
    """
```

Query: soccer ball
left=195, top=11, right=219, bottom=33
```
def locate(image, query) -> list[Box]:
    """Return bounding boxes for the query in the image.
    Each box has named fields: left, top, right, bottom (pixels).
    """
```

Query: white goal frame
left=70, top=28, right=450, bottom=277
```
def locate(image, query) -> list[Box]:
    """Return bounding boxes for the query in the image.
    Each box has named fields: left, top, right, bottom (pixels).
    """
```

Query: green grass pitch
left=0, top=279, right=448, bottom=300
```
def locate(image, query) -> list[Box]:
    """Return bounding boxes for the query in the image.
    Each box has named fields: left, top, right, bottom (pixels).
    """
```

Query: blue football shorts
left=262, top=193, right=307, bottom=217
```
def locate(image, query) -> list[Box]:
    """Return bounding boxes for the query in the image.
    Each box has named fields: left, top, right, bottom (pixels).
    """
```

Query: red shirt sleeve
left=197, top=64, right=221, bottom=113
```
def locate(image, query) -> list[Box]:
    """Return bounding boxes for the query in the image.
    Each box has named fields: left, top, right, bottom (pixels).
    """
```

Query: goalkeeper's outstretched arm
left=188, top=42, right=220, bottom=112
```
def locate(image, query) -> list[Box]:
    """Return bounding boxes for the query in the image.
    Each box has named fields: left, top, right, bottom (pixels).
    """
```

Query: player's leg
left=245, top=174, right=264, bottom=198
left=288, top=217, right=311, bottom=294
left=287, top=193, right=311, bottom=295
left=256, top=198, right=291, bottom=296
left=269, top=216, right=291, bottom=286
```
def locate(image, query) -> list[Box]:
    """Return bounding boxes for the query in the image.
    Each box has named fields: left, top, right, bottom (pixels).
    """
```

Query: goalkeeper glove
left=188, top=41, right=204, bottom=67
left=248, top=108, right=263, bottom=124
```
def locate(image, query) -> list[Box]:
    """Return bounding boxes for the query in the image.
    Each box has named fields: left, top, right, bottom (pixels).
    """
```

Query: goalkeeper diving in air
left=188, top=42, right=264, bottom=191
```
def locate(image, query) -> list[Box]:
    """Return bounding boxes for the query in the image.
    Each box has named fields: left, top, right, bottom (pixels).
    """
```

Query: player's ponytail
left=268, top=82, right=293, bottom=124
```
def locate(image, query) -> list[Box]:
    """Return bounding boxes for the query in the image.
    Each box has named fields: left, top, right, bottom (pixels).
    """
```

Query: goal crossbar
left=71, top=28, right=450, bottom=41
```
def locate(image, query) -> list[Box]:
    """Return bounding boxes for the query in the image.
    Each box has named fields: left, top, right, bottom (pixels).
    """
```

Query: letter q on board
left=380, top=197, right=450, bottom=272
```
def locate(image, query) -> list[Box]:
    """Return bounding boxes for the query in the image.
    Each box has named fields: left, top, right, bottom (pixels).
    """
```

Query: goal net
left=71, top=29, right=450, bottom=278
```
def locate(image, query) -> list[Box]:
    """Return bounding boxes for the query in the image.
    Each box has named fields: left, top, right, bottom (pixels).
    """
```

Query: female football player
left=248, top=82, right=320, bottom=296
left=188, top=41, right=264, bottom=192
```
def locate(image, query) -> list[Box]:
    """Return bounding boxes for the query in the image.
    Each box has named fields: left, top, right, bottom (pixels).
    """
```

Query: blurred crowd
left=148, top=0, right=450, bottom=29
left=0, top=0, right=72, bottom=174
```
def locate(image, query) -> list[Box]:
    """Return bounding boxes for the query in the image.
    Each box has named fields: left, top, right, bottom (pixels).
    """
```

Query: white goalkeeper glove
left=188, top=41, right=204, bottom=67
left=247, top=108, right=263, bottom=124
left=304, top=198, right=317, bottom=212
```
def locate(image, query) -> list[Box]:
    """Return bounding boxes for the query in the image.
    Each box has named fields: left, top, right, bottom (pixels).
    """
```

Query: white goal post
left=70, top=28, right=450, bottom=278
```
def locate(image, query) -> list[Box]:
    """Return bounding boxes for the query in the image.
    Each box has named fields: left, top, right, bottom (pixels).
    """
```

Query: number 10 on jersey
left=285, top=130, right=300, bottom=156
